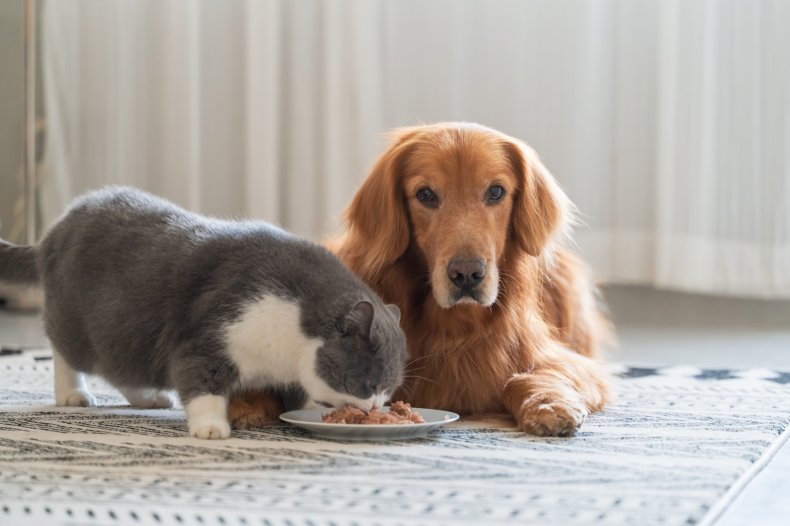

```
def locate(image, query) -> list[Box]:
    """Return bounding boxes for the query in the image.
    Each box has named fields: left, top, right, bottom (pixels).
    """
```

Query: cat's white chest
left=224, top=295, right=322, bottom=387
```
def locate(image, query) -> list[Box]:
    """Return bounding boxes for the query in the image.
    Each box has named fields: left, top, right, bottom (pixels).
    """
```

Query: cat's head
left=300, top=299, right=406, bottom=410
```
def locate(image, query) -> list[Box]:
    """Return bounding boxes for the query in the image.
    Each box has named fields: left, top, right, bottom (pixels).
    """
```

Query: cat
left=0, top=187, right=407, bottom=439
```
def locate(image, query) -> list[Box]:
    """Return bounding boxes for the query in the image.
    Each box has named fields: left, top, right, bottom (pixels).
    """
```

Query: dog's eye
left=486, top=185, right=506, bottom=203
left=416, top=187, right=438, bottom=207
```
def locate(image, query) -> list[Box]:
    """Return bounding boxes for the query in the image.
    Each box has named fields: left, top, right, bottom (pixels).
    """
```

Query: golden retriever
left=229, top=122, right=612, bottom=436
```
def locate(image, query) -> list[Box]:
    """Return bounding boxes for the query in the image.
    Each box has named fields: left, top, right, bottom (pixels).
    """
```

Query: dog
left=229, top=122, right=612, bottom=436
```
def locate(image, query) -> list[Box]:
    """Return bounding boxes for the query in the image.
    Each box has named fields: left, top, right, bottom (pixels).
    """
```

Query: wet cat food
left=322, top=401, right=425, bottom=424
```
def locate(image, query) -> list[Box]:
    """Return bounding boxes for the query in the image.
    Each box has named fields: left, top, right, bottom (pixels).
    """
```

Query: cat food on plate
left=280, top=405, right=459, bottom=440
left=322, top=401, right=425, bottom=424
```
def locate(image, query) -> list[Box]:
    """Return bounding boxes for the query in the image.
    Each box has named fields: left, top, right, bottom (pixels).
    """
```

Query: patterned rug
left=0, top=348, right=789, bottom=526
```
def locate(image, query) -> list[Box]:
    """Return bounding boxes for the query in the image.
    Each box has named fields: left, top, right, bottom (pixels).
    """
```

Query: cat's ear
left=343, top=300, right=375, bottom=337
left=386, top=304, right=401, bottom=324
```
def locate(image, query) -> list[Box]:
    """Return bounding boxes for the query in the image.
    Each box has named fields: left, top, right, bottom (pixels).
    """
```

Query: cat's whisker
left=404, top=352, right=443, bottom=368
left=396, top=382, right=416, bottom=398
left=401, top=374, right=439, bottom=385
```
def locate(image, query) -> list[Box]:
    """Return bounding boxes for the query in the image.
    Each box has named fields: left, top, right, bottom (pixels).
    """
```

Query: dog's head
left=346, top=123, right=572, bottom=308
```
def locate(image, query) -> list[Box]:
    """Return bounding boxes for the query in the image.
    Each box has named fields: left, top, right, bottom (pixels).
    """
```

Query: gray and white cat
left=0, top=187, right=406, bottom=439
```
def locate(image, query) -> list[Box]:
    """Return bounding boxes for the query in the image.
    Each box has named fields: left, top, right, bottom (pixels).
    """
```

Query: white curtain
left=41, top=0, right=384, bottom=241
left=41, top=0, right=790, bottom=298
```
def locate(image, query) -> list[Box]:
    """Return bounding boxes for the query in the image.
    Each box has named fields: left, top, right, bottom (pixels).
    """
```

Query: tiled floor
left=1, top=284, right=789, bottom=525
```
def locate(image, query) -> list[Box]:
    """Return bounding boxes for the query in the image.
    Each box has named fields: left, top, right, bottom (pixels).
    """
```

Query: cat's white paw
left=185, top=394, right=230, bottom=439
left=133, top=392, right=174, bottom=409
left=189, top=417, right=231, bottom=439
left=150, top=392, right=175, bottom=409
left=121, top=388, right=174, bottom=409
left=60, top=389, right=97, bottom=407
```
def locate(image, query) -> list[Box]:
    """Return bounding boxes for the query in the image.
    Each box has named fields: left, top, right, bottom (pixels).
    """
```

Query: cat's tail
left=0, top=239, right=39, bottom=284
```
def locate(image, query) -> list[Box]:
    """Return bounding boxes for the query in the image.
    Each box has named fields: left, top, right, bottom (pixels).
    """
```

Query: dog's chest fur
left=394, top=309, right=527, bottom=414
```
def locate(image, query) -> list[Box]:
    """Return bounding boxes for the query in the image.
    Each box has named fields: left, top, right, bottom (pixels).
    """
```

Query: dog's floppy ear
left=503, top=137, right=573, bottom=257
left=343, top=129, right=417, bottom=277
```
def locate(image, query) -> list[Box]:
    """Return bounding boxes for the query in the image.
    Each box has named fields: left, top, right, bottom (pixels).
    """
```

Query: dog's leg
left=227, top=389, right=284, bottom=429
left=503, top=346, right=612, bottom=437
left=540, top=248, right=613, bottom=358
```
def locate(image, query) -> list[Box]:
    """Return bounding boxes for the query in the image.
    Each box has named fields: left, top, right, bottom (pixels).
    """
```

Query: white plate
left=279, top=407, right=460, bottom=441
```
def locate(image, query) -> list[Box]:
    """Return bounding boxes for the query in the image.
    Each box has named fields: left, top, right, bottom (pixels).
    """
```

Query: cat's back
left=168, top=215, right=371, bottom=339
left=44, top=186, right=200, bottom=252
left=226, top=225, right=360, bottom=288
left=41, top=186, right=355, bottom=297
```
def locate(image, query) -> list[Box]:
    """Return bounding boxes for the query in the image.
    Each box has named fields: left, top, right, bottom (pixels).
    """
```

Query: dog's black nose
left=447, top=258, right=486, bottom=288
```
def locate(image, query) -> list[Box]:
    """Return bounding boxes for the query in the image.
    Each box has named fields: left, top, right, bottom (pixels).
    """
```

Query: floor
left=605, top=285, right=790, bottom=370
left=1, top=284, right=789, bottom=525
left=609, top=286, right=790, bottom=526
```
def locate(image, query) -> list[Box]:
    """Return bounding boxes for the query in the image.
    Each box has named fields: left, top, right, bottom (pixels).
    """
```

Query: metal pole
left=23, top=0, right=36, bottom=244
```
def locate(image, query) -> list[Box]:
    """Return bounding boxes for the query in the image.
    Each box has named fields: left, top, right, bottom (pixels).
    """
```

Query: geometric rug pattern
left=0, top=349, right=789, bottom=526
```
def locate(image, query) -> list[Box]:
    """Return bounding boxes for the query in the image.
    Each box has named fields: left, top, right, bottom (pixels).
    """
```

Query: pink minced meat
left=322, top=401, right=425, bottom=424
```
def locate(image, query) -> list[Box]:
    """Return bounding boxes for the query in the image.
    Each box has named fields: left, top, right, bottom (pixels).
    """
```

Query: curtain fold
left=650, top=0, right=790, bottom=296
left=41, top=0, right=790, bottom=298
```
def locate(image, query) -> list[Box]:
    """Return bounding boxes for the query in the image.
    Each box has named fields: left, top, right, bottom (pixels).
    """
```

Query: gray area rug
left=0, top=349, right=789, bottom=526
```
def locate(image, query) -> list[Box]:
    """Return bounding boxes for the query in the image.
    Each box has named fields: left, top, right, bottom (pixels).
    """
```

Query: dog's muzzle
left=447, top=258, right=486, bottom=302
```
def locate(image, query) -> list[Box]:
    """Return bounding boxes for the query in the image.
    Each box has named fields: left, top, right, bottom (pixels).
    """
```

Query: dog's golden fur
left=229, top=123, right=613, bottom=436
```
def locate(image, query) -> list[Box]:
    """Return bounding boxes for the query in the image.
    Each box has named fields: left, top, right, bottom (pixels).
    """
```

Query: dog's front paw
left=516, top=395, right=587, bottom=437
left=228, top=390, right=283, bottom=430
left=230, top=409, right=277, bottom=430
left=189, top=417, right=232, bottom=439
